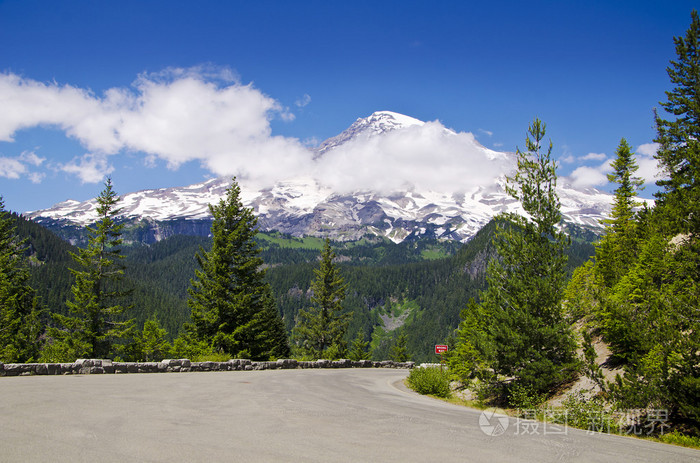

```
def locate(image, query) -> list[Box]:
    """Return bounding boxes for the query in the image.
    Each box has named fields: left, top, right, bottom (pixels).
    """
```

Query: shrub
left=560, top=392, right=620, bottom=434
left=508, top=382, right=546, bottom=410
left=170, top=335, right=229, bottom=362
left=407, top=367, right=451, bottom=398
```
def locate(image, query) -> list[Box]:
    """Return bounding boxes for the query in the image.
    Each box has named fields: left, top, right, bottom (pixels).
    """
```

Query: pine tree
left=137, top=318, right=172, bottom=361
left=589, top=139, right=647, bottom=360
left=596, top=138, right=645, bottom=286
left=607, top=139, right=645, bottom=230
left=348, top=330, right=371, bottom=361
left=0, top=197, right=43, bottom=362
left=454, top=118, right=578, bottom=398
left=389, top=330, right=410, bottom=362
left=44, top=178, right=135, bottom=361
left=292, top=239, right=350, bottom=359
left=654, top=9, right=700, bottom=235
left=187, top=178, right=289, bottom=360
left=447, top=299, right=493, bottom=384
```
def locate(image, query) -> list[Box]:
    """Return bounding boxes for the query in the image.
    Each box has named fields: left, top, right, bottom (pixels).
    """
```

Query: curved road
left=1, top=369, right=698, bottom=462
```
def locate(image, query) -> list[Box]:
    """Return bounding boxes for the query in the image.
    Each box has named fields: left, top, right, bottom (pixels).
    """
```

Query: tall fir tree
left=187, top=178, right=289, bottom=360
left=452, top=118, right=578, bottom=398
left=653, top=9, right=700, bottom=236
left=605, top=11, right=700, bottom=433
left=136, top=318, right=172, bottom=362
left=348, top=330, right=371, bottom=361
left=595, top=138, right=645, bottom=286
left=292, top=239, right=350, bottom=359
left=389, top=330, right=410, bottom=362
left=44, top=178, right=135, bottom=361
left=0, top=197, right=43, bottom=362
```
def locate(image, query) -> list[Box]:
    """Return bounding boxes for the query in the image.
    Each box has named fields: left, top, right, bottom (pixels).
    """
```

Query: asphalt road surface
left=1, top=369, right=698, bottom=462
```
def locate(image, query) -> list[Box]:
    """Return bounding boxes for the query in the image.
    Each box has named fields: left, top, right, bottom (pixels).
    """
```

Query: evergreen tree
left=596, top=138, right=645, bottom=286
left=292, top=239, right=350, bottom=359
left=187, top=178, right=289, bottom=360
left=124, top=317, right=172, bottom=362
left=389, top=330, right=410, bottom=362
left=170, top=329, right=218, bottom=361
left=654, top=9, right=700, bottom=235
left=44, top=178, right=135, bottom=361
left=0, top=197, right=43, bottom=362
left=447, top=299, right=493, bottom=384
left=454, top=118, right=578, bottom=398
left=589, top=139, right=647, bottom=361
left=348, top=330, right=371, bottom=361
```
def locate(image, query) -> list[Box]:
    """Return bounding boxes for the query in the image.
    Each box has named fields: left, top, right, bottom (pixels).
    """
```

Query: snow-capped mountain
left=313, top=111, right=425, bottom=157
left=26, top=111, right=615, bottom=243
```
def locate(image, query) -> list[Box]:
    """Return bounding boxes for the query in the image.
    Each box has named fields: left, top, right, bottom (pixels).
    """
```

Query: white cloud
left=635, top=142, right=662, bottom=185
left=60, top=154, right=114, bottom=183
left=568, top=159, right=612, bottom=188
left=27, top=172, right=45, bottom=184
left=0, top=150, right=46, bottom=181
left=0, top=69, right=511, bottom=195
left=313, top=121, right=511, bottom=194
left=636, top=142, right=659, bottom=157
left=580, top=152, right=607, bottom=161
left=19, top=150, right=45, bottom=166
left=295, top=94, right=311, bottom=108
left=302, top=137, right=321, bottom=147
left=0, top=74, right=104, bottom=145
left=478, top=128, right=493, bottom=137
left=0, top=69, right=312, bottom=186
left=0, top=156, right=26, bottom=179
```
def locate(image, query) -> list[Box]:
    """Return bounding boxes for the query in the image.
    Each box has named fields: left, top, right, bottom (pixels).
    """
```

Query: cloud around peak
left=313, top=121, right=511, bottom=194
left=0, top=68, right=516, bottom=194
left=0, top=67, right=662, bottom=198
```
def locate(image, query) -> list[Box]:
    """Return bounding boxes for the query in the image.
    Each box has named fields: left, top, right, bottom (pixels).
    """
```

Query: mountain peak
left=365, top=111, right=424, bottom=129
left=314, top=111, right=425, bottom=156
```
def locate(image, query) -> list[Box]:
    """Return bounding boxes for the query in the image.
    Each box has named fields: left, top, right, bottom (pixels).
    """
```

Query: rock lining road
left=1, top=369, right=698, bottom=462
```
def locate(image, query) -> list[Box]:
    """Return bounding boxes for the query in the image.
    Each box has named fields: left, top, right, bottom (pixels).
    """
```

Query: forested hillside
left=13, top=213, right=193, bottom=338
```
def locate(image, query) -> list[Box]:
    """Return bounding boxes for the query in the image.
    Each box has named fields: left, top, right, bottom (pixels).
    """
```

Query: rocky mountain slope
left=26, top=111, right=615, bottom=243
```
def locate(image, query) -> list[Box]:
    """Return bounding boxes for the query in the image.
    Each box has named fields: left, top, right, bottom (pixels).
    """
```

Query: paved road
left=1, top=369, right=698, bottom=462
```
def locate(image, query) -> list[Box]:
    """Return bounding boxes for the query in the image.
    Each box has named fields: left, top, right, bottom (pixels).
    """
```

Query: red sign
left=435, top=344, right=449, bottom=354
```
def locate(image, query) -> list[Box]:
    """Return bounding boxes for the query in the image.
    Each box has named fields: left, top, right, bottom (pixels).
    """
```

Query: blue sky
left=0, top=0, right=696, bottom=213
